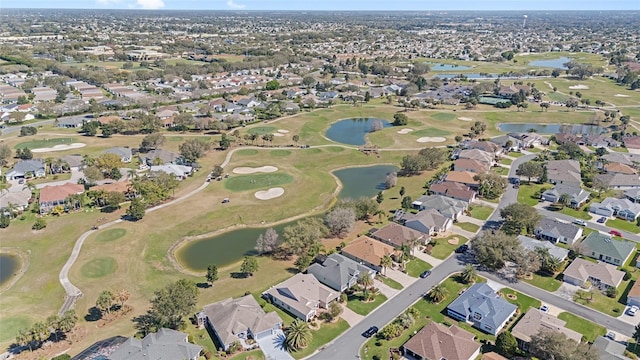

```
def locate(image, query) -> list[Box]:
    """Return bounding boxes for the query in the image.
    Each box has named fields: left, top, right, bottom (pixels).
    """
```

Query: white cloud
left=136, top=0, right=165, bottom=9
left=96, top=0, right=122, bottom=5
left=226, top=0, right=246, bottom=9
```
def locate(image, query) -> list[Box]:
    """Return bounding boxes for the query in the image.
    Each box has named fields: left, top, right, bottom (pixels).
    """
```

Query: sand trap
left=569, top=85, right=589, bottom=89
left=614, top=94, right=630, bottom=98
left=417, top=137, right=447, bottom=143
left=277, top=129, right=290, bottom=133
left=458, top=117, right=473, bottom=122
left=232, top=166, right=278, bottom=174
left=255, top=187, right=284, bottom=200
left=396, top=128, right=414, bottom=134
left=273, top=133, right=285, bottom=137
left=32, top=143, right=86, bottom=153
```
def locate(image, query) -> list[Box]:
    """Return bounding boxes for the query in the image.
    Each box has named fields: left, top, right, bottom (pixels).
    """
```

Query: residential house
left=200, top=295, right=283, bottom=351
left=56, top=115, right=91, bottom=128
left=429, top=181, right=476, bottom=203
left=103, top=147, right=132, bottom=163
left=489, top=135, right=518, bottom=152
left=370, top=222, right=429, bottom=249
left=534, top=217, right=583, bottom=246
left=56, top=155, right=84, bottom=172
left=263, top=273, right=339, bottom=321
left=623, top=136, right=640, bottom=150
left=579, top=232, right=636, bottom=266
left=507, top=132, right=548, bottom=149
left=602, top=152, right=640, bottom=167
left=589, top=197, right=640, bottom=221
left=453, top=158, right=490, bottom=174
left=401, top=322, right=481, bottom=360
left=594, top=173, right=640, bottom=190
left=546, top=160, right=582, bottom=188
left=307, top=253, right=375, bottom=292
left=604, top=162, right=637, bottom=175
left=593, top=336, right=629, bottom=360
left=91, top=181, right=136, bottom=200
left=446, top=283, right=517, bottom=335
left=626, top=280, right=640, bottom=307
left=400, top=209, right=453, bottom=236
left=445, top=171, right=480, bottom=188
left=142, top=149, right=183, bottom=166
left=517, top=235, right=569, bottom=261
left=541, top=184, right=590, bottom=208
left=0, top=188, right=32, bottom=214
left=625, top=189, right=640, bottom=203
left=6, top=159, right=46, bottom=180
left=340, top=236, right=396, bottom=272
left=554, top=133, right=580, bottom=145
left=582, top=133, right=620, bottom=148
left=39, top=183, right=84, bottom=214
left=457, top=149, right=494, bottom=165
left=563, top=258, right=625, bottom=290
left=150, top=164, right=193, bottom=180
left=511, top=309, right=582, bottom=351
left=481, top=352, right=508, bottom=360
left=411, top=195, right=468, bottom=220
left=110, top=328, right=202, bottom=360
left=465, top=140, right=503, bottom=156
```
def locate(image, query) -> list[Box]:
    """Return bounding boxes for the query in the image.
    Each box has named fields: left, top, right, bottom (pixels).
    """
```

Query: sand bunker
left=232, top=166, right=278, bottom=174
left=255, top=187, right=284, bottom=200
left=277, top=129, right=290, bottom=133
left=569, top=85, right=589, bottom=90
left=417, top=137, right=447, bottom=143
left=458, top=117, right=473, bottom=122
left=32, top=143, right=86, bottom=153
left=397, top=128, right=414, bottom=134
left=273, top=133, right=285, bottom=137
left=614, top=94, right=630, bottom=98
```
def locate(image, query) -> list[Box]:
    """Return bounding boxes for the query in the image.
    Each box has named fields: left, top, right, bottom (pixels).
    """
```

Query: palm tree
left=59, top=310, right=78, bottom=333
left=633, top=324, right=640, bottom=352
left=460, top=265, right=477, bottom=284
left=46, top=315, right=61, bottom=341
left=429, top=284, right=449, bottom=303
left=358, top=272, right=375, bottom=300
left=285, top=319, right=312, bottom=351
left=558, top=193, right=572, bottom=207
left=30, top=321, right=49, bottom=346
left=380, top=254, right=393, bottom=276
left=15, top=328, right=30, bottom=351
left=292, top=134, right=300, bottom=146
left=96, top=290, right=114, bottom=317
left=116, top=289, right=130, bottom=310
left=408, top=237, right=422, bottom=255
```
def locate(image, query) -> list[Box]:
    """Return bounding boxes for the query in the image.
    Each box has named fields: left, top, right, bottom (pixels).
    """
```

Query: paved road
left=1, top=119, right=55, bottom=135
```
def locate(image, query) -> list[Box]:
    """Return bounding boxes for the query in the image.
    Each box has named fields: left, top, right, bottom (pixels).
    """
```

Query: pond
left=0, top=253, right=20, bottom=286
left=325, top=118, right=392, bottom=146
left=528, top=57, right=571, bottom=69
left=427, top=63, right=472, bottom=71
left=497, top=123, right=605, bottom=135
left=175, top=165, right=397, bottom=271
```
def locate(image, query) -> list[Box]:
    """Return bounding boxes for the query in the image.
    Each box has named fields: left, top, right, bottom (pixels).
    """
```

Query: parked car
left=597, top=217, right=607, bottom=223
left=455, top=244, right=469, bottom=253
left=572, top=219, right=587, bottom=226
left=606, top=331, right=616, bottom=340
left=18, top=179, right=25, bottom=184
left=627, top=306, right=639, bottom=316
left=610, top=230, right=623, bottom=237
left=362, top=326, right=379, bottom=338
left=539, top=304, right=549, bottom=313
left=420, top=270, right=432, bottom=278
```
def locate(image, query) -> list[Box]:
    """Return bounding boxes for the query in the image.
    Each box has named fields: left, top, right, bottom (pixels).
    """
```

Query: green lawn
left=291, top=319, right=350, bottom=359
left=492, top=166, right=509, bottom=175
left=224, top=173, right=294, bottom=191
left=456, top=222, right=480, bottom=233
left=499, top=288, right=541, bottom=313
left=411, top=128, right=453, bottom=137
left=15, top=137, right=77, bottom=149
left=606, top=218, right=640, bottom=234
left=559, top=206, right=592, bottom=220
left=499, top=158, right=513, bottom=165
left=405, top=257, right=433, bottom=277
left=236, top=149, right=259, bottom=155
left=508, top=152, right=525, bottom=158
left=346, top=293, right=388, bottom=315
left=557, top=312, right=606, bottom=342
left=430, top=235, right=468, bottom=260
left=378, top=275, right=404, bottom=290
left=431, top=113, right=457, bottom=121
left=79, top=257, right=118, bottom=278
left=270, top=149, right=292, bottom=157
left=226, top=349, right=265, bottom=360
left=247, top=126, right=278, bottom=135
left=573, top=280, right=631, bottom=316
left=469, top=205, right=494, bottom=220
left=523, top=271, right=564, bottom=292
left=517, top=183, right=546, bottom=206
left=0, top=315, right=30, bottom=344
left=94, top=228, right=127, bottom=242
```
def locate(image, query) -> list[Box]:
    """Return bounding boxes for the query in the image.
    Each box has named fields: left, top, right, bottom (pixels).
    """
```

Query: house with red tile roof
left=39, top=183, right=84, bottom=214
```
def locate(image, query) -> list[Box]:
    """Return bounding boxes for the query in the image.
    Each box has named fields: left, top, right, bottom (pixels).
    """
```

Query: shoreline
left=0, top=247, right=31, bottom=293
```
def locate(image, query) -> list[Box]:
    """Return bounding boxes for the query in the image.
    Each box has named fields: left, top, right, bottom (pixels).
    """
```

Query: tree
left=324, top=207, right=356, bottom=237
left=358, top=272, right=375, bottom=300
left=376, top=191, right=384, bottom=204
left=83, top=165, right=104, bottom=184
left=179, top=138, right=210, bottom=163
left=470, top=121, right=487, bottom=136
left=399, top=186, right=406, bottom=197
left=139, top=279, right=198, bottom=333
left=500, top=203, right=541, bottom=235
left=292, top=134, right=300, bottom=146
left=116, top=289, right=130, bottom=309
left=472, top=231, right=522, bottom=270
left=59, top=310, right=78, bottom=333
left=474, top=173, right=508, bottom=200
left=255, top=228, right=280, bottom=255
left=240, top=256, right=259, bottom=276
left=219, top=134, right=231, bottom=150
left=385, top=172, right=398, bottom=188
left=206, top=264, right=218, bottom=285
left=428, top=283, right=448, bottom=303
left=495, top=331, right=518, bottom=358
left=30, top=321, right=49, bottom=346
left=380, top=254, right=393, bottom=275
left=0, top=215, right=9, bottom=229
left=401, top=196, right=413, bottom=210
left=81, top=121, right=99, bottom=136
left=401, top=154, right=424, bottom=175
left=0, top=144, right=11, bottom=166
left=633, top=323, right=640, bottom=352
left=517, top=161, right=543, bottom=183
left=17, top=147, right=33, bottom=160
left=460, top=264, right=477, bottom=284
left=265, top=79, right=280, bottom=90
left=285, top=319, right=311, bottom=351
left=140, top=133, right=165, bottom=151
left=302, top=76, right=316, bottom=88
left=96, top=290, right=114, bottom=317
left=126, top=198, right=146, bottom=221
left=46, top=314, right=61, bottom=341
left=32, top=218, right=46, bottom=230
left=294, top=253, right=312, bottom=272
left=558, top=193, right=572, bottom=207
left=95, top=153, right=124, bottom=173
left=393, top=112, right=408, bottom=126
left=15, top=328, right=31, bottom=351
left=418, top=147, right=449, bottom=170
left=530, top=329, right=598, bottom=360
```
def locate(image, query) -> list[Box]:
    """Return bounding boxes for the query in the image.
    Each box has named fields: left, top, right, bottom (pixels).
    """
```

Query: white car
left=572, top=219, right=587, bottom=226
left=627, top=306, right=639, bottom=316
left=539, top=304, right=549, bottom=313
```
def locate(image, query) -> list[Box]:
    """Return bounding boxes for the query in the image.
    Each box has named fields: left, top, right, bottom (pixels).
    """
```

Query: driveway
left=554, top=282, right=581, bottom=300
left=256, top=329, right=294, bottom=360
left=375, top=279, right=400, bottom=299
left=340, top=305, right=364, bottom=327
left=35, top=168, right=84, bottom=189
left=384, top=268, right=417, bottom=288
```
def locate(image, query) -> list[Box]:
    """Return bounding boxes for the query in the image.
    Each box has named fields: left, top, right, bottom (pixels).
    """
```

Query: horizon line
left=2, top=8, right=639, bottom=11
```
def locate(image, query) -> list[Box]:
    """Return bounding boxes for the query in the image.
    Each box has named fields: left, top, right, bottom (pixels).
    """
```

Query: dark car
left=455, top=244, right=469, bottom=254
left=420, top=270, right=432, bottom=278
left=362, top=326, right=378, bottom=338
left=597, top=217, right=606, bottom=223
left=610, top=230, right=623, bottom=237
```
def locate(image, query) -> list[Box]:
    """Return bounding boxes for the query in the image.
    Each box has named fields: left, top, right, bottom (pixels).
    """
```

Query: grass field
left=95, top=228, right=127, bottom=242
left=469, top=205, right=494, bottom=220
left=347, top=293, right=388, bottom=315
left=247, top=126, right=278, bottom=135
left=606, top=218, right=640, bottom=234
left=378, top=275, right=403, bottom=290
left=224, top=173, right=294, bottom=192
left=79, top=257, right=118, bottom=278
left=291, top=319, right=349, bottom=359
left=15, top=137, right=77, bottom=149
left=517, top=183, right=546, bottom=206
left=557, top=312, right=606, bottom=342
left=405, top=257, right=432, bottom=277
left=456, top=222, right=480, bottom=233
left=430, top=235, right=468, bottom=260
left=574, top=280, right=631, bottom=316
left=499, top=288, right=541, bottom=313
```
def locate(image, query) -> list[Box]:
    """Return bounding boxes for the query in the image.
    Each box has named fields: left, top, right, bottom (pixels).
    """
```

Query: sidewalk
left=456, top=214, right=484, bottom=227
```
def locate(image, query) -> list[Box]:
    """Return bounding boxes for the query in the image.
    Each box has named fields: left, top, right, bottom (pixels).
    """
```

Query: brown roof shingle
left=39, top=183, right=84, bottom=203
left=403, top=322, right=480, bottom=360
left=341, top=236, right=396, bottom=267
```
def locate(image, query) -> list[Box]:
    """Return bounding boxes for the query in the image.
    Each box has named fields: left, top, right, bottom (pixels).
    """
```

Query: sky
left=2, top=0, right=639, bottom=11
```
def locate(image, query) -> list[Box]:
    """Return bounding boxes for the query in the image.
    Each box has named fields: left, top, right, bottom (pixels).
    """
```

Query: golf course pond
left=498, top=123, right=605, bottom=134
left=528, top=57, right=571, bottom=69
left=174, top=164, right=398, bottom=271
left=325, top=118, right=392, bottom=145
left=427, top=63, right=472, bottom=71
left=0, top=253, right=20, bottom=287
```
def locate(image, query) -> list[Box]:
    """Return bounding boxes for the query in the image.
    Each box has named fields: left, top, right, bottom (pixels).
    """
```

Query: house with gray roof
left=411, top=195, right=468, bottom=220
left=370, top=222, right=428, bottom=249
left=263, top=273, right=339, bottom=322
left=624, top=189, right=640, bottom=203
left=594, top=173, right=640, bottom=190
left=0, top=188, right=31, bottom=214
left=56, top=115, right=92, bottom=128
left=593, top=336, right=628, bottom=360
left=5, top=159, right=46, bottom=180
left=546, top=159, right=582, bottom=188
left=579, top=232, right=636, bottom=266
left=590, top=197, right=640, bottom=221
left=517, top=235, right=569, bottom=261
left=150, top=164, right=193, bottom=180
left=446, top=283, right=517, bottom=335
left=103, top=147, right=132, bottom=163
left=110, top=328, right=201, bottom=360
left=200, top=295, right=283, bottom=351
left=563, top=258, right=625, bottom=290
left=457, top=149, right=494, bottom=165
left=142, top=149, right=184, bottom=166
left=602, top=152, right=640, bottom=166
left=541, top=184, right=590, bottom=208
left=307, top=253, right=375, bottom=292
left=511, top=309, right=582, bottom=351
left=400, top=209, right=453, bottom=235
left=534, top=217, right=583, bottom=246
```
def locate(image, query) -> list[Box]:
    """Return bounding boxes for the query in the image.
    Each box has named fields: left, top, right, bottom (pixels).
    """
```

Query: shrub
left=32, top=218, right=46, bottom=230
left=606, top=287, right=618, bottom=298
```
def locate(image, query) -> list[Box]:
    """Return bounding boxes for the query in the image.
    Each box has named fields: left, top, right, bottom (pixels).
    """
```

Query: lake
left=0, top=253, right=20, bottom=286
left=528, top=57, right=571, bottom=69
left=427, top=63, right=472, bottom=71
left=325, top=118, right=392, bottom=146
left=498, top=123, right=605, bottom=135
left=175, top=165, right=398, bottom=271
